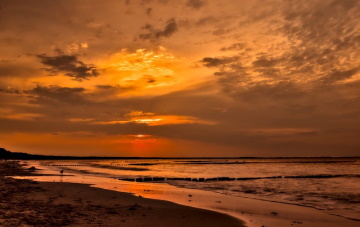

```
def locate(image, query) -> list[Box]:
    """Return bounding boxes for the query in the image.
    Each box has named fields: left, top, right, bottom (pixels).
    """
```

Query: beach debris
left=143, top=177, right=152, bottom=182
left=121, top=178, right=136, bottom=182
left=188, top=194, right=192, bottom=197
left=293, top=221, right=303, bottom=224
left=153, top=177, right=165, bottom=181
left=128, top=203, right=141, bottom=211
left=191, top=178, right=205, bottom=181
left=271, top=212, right=279, bottom=216
left=205, top=177, right=218, bottom=181
left=129, top=163, right=156, bottom=166
left=120, top=175, right=316, bottom=182
left=244, top=189, right=257, bottom=193
left=74, top=198, right=83, bottom=203
left=106, top=208, right=119, bottom=214
left=215, top=201, right=221, bottom=203
left=28, top=166, right=36, bottom=171
left=119, top=174, right=355, bottom=182
left=218, top=177, right=235, bottom=181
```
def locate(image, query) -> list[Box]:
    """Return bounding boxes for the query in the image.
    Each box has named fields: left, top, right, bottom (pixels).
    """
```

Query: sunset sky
left=1, top=0, right=360, bottom=157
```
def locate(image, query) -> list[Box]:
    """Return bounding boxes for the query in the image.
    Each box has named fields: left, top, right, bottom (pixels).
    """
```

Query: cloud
left=279, top=1, right=360, bottom=77
left=248, top=128, right=319, bottom=137
left=1, top=0, right=360, bottom=156
left=91, top=84, right=136, bottom=99
left=201, top=0, right=360, bottom=110
left=125, top=111, right=155, bottom=117
left=146, top=7, right=152, bottom=16
left=193, top=1, right=360, bottom=155
left=139, top=18, right=178, bottom=41
left=95, top=84, right=135, bottom=92
left=0, top=108, right=43, bottom=121
left=0, top=60, right=38, bottom=78
left=196, top=16, right=216, bottom=26
left=104, top=47, right=178, bottom=73
left=37, top=54, right=100, bottom=81
left=252, top=57, right=279, bottom=68
left=186, top=0, right=206, bottom=9
left=2, top=80, right=360, bottom=156
left=200, top=56, right=239, bottom=68
left=93, top=114, right=216, bottom=126
left=0, top=87, right=21, bottom=94
left=28, top=85, right=87, bottom=105
left=220, top=43, right=246, bottom=51
left=320, top=68, right=359, bottom=85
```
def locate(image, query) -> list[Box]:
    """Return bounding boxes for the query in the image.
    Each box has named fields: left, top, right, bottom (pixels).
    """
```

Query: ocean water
left=33, top=157, right=360, bottom=221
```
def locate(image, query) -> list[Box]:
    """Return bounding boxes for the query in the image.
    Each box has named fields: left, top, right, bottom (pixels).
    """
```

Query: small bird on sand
left=60, top=169, right=64, bottom=174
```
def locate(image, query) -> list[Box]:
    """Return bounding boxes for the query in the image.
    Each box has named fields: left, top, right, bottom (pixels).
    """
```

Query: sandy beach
left=0, top=161, right=244, bottom=227
left=2, top=160, right=359, bottom=227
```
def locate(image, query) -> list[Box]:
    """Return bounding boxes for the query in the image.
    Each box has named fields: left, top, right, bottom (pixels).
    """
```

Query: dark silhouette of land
left=1, top=147, right=359, bottom=161
left=0, top=147, right=143, bottom=160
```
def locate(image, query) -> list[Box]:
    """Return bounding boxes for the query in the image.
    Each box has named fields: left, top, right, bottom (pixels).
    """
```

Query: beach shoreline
left=2, top=160, right=360, bottom=227
left=0, top=161, right=244, bottom=227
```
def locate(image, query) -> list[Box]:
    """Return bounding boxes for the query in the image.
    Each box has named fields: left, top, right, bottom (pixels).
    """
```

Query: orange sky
left=1, top=0, right=360, bottom=157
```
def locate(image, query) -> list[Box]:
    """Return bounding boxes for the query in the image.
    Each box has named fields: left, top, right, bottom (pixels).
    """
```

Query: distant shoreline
left=2, top=148, right=359, bottom=160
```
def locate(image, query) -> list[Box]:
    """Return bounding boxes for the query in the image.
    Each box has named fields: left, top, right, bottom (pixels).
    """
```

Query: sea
left=23, top=157, right=360, bottom=222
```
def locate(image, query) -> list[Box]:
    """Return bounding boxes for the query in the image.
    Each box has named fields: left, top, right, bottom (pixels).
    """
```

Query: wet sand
left=0, top=161, right=243, bottom=227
